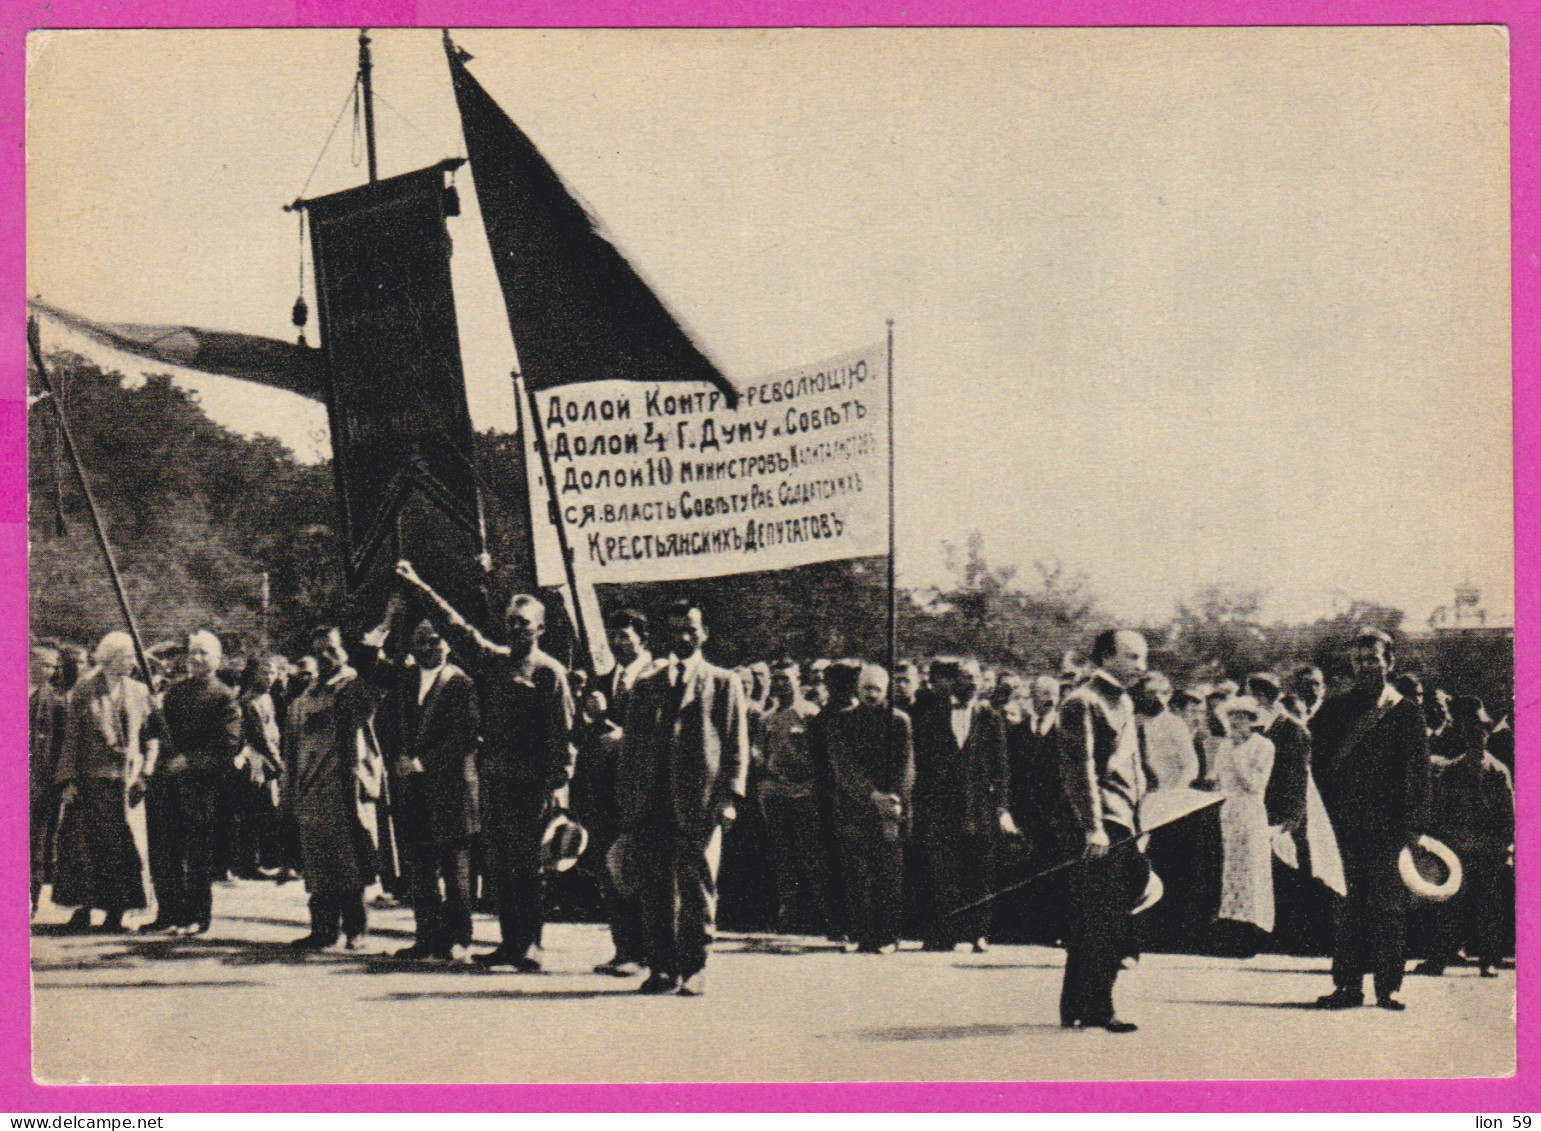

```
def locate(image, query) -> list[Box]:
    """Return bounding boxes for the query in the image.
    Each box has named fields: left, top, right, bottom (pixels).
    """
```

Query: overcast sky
left=26, top=26, right=1512, bottom=626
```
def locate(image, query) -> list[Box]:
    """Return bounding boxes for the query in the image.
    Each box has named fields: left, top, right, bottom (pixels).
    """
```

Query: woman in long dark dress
left=51, top=632, right=152, bottom=932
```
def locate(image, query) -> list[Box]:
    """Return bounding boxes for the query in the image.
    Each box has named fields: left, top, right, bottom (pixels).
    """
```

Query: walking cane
left=942, top=790, right=1224, bottom=923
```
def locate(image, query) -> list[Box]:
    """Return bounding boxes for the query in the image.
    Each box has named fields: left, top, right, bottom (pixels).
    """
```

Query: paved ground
left=31, top=878, right=1514, bottom=1085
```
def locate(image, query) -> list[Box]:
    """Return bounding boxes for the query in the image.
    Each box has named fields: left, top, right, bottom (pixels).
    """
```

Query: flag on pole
left=27, top=298, right=325, bottom=402
left=299, top=162, right=483, bottom=588
left=445, top=38, right=739, bottom=407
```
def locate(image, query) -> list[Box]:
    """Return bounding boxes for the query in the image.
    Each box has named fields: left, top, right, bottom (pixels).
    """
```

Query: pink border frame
left=4, top=0, right=1533, bottom=1112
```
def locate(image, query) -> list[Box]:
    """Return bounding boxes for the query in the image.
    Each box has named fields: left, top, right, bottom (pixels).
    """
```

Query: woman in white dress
left=1212, top=696, right=1277, bottom=937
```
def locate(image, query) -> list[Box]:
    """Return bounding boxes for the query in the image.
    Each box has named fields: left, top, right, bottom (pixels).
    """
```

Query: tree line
left=30, top=353, right=1463, bottom=697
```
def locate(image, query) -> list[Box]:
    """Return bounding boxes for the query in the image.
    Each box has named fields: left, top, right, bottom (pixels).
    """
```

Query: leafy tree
left=28, top=353, right=341, bottom=657
left=896, top=534, right=1106, bottom=672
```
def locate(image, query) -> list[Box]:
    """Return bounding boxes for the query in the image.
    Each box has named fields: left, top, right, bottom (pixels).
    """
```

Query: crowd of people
left=28, top=565, right=1515, bottom=1027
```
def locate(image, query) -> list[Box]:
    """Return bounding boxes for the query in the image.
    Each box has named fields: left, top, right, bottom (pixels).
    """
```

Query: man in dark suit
left=615, top=600, right=749, bottom=996
left=1250, top=673, right=1309, bottom=835
left=911, top=657, right=1010, bottom=953
left=29, top=644, right=64, bottom=915
left=585, top=607, right=656, bottom=976
left=394, top=561, right=574, bottom=973
left=368, top=616, right=482, bottom=961
left=825, top=663, right=914, bottom=953
left=1007, top=675, right=1063, bottom=850
left=1250, top=670, right=1320, bottom=954
left=147, top=630, right=243, bottom=936
left=1055, top=629, right=1149, bottom=1033
left=1310, top=628, right=1431, bottom=1011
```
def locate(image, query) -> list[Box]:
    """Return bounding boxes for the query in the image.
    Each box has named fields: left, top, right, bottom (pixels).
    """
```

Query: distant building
left=1407, top=583, right=1514, bottom=718
left=1427, top=580, right=1507, bottom=631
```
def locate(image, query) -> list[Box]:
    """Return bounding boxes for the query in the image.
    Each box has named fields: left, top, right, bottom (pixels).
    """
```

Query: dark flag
left=27, top=298, right=326, bottom=402
left=301, top=161, right=482, bottom=587
left=445, top=40, right=739, bottom=407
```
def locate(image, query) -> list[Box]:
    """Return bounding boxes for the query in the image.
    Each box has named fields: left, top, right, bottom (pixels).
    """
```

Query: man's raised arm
left=394, top=559, right=502, bottom=668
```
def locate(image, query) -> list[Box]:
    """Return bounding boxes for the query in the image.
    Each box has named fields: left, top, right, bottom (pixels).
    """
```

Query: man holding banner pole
left=394, top=559, right=575, bottom=973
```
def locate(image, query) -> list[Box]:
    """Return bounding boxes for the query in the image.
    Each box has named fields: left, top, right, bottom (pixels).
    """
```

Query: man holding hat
left=1310, top=628, right=1431, bottom=1010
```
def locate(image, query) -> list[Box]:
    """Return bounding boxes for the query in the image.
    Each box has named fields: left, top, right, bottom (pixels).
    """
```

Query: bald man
left=147, top=630, right=243, bottom=935
left=824, top=664, right=914, bottom=952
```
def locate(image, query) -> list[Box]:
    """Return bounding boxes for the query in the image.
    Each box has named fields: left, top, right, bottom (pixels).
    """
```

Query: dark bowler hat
left=606, top=832, right=639, bottom=897
left=1399, top=834, right=1463, bottom=902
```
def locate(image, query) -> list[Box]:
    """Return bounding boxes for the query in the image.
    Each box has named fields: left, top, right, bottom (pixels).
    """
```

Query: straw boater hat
left=606, top=832, right=639, bottom=897
left=1399, top=834, right=1463, bottom=902
left=1218, top=694, right=1263, bottom=721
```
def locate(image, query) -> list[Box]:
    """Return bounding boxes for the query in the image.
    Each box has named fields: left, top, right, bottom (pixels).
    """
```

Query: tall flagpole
left=519, top=373, right=598, bottom=670
left=27, top=317, right=157, bottom=694
left=358, top=29, right=379, bottom=186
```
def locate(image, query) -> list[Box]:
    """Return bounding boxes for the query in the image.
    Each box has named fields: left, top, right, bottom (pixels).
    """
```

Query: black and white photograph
left=24, top=26, right=1513, bottom=1084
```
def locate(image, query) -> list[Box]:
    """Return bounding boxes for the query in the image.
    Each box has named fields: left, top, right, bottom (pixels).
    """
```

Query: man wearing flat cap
left=1310, top=628, right=1431, bottom=1010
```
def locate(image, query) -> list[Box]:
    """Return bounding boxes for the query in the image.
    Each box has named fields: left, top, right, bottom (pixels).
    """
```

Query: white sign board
left=530, top=344, right=889, bottom=584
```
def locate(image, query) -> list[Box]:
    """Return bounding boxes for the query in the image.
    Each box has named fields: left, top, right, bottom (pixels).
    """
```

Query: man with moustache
left=146, top=630, right=243, bottom=936
left=615, top=600, right=749, bottom=996
left=891, top=661, right=921, bottom=714
left=1310, top=629, right=1431, bottom=1011
left=1054, top=629, right=1150, bottom=1033
left=394, top=560, right=575, bottom=973
left=1284, top=665, right=1327, bottom=723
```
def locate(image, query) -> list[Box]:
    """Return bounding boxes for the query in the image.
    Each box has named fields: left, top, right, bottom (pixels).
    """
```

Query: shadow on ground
left=849, top=1022, right=1065, bottom=1041
left=716, top=935, right=848, bottom=956
left=34, top=979, right=268, bottom=990
left=372, top=989, right=628, bottom=1002
left=34, top=934, right=384, bottom=972
left=1169, top=998, right=1331, bottom=1010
